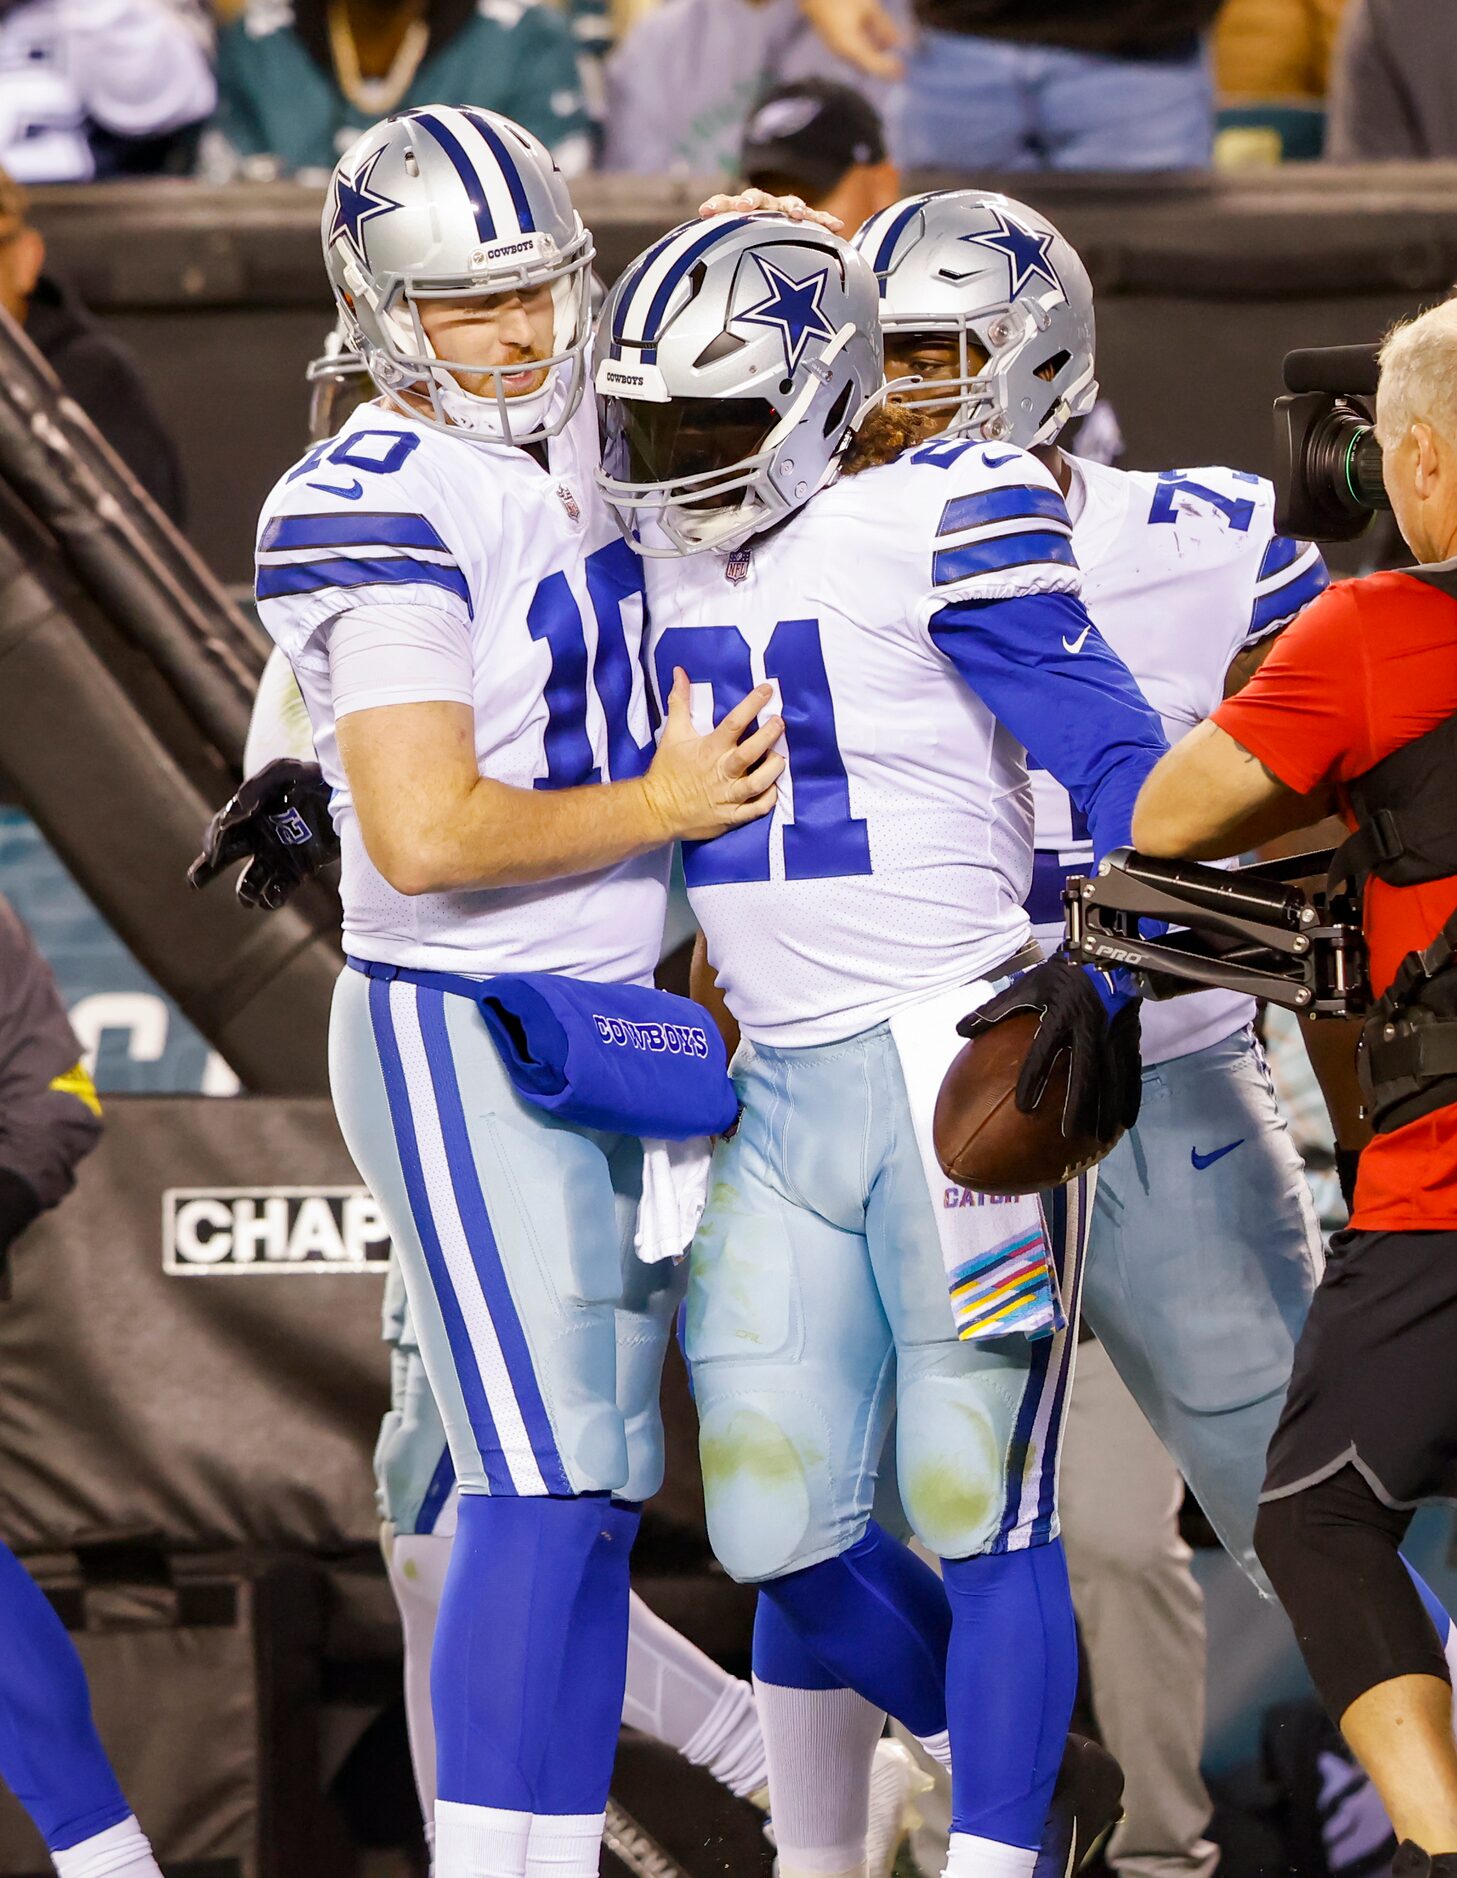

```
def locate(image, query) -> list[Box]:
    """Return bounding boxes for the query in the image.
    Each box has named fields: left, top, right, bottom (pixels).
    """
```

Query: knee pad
left=896, top=1373, right=1006, bottom=1560
left=1255, top=1469, right=1444, bottom=1722
left=697, top=1392, right=837, bottom=1583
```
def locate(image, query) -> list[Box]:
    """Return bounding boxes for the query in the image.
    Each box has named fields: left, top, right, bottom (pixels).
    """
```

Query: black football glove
left=958, top=955, right=1142, bottom=1146
left=188, top=759, right=338, bottom=910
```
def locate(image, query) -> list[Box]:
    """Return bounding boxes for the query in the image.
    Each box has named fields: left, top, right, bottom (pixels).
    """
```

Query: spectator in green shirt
left=206, top=0, right=593, bottom=180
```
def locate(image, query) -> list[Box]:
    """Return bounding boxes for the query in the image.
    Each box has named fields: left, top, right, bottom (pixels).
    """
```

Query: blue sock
left=0, top=1540, right=131, bottom=1851
left=943, top=1541, right=1078, bottom=1850
left=758, top=1521, right=951, bottom=1736
left=433, top=1493, right=639, bottom=1814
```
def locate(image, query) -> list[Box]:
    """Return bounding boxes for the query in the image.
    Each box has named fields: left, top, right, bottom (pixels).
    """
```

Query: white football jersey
left=255, top=396, right=668, bottom=984
left=1030, top=455, right=1329, bottom=1064
left=643, top=437, right=1095, bottom=1048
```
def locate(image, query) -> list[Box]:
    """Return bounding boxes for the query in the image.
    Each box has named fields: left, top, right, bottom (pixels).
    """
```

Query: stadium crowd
left=0, top=0, right=1451, bottom=190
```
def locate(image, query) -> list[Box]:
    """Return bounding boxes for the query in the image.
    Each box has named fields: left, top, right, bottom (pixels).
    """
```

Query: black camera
left=1274, top=344, right=1391, bottom=542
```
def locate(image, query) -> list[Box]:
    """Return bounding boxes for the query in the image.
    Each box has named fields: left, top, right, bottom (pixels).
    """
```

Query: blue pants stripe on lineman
left=368, top=971, right=571, bottom=1496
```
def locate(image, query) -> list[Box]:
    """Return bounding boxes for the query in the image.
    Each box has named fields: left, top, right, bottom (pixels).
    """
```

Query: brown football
left=933, top=1010, right=1112, bottom=1196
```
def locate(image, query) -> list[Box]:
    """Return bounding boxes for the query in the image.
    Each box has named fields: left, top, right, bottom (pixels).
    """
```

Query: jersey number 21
left=655, top=621, right=872, bottom=888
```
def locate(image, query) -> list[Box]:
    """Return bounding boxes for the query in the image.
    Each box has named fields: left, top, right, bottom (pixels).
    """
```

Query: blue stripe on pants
left=416, top=986, right=572, bottom=1496
left=367, top=975, right=511, bottom=1494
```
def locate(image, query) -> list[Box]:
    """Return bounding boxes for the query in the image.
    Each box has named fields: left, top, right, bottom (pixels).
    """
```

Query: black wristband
left=1336, top=1146, right=1362, bottom=1213
left=0, top=1167, right=42, bottom=1259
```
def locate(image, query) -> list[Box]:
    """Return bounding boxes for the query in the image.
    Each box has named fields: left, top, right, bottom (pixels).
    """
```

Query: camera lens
left=1344, top=427, right=1389, bottom=511
left=1306, top=403, right=1390, bottom=519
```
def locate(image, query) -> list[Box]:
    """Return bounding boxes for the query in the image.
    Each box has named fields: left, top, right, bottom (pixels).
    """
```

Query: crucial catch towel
left=888, top=977, right=1065, bottom=1343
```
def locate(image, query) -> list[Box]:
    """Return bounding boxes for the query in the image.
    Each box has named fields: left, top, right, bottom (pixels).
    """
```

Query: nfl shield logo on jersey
left=725, top=547, right=752, bottom=584
left=556, top=483, right=581, bottom=523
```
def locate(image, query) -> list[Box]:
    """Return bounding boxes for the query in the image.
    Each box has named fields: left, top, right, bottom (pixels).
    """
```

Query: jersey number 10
left=654, top=621, right=872, bottom=889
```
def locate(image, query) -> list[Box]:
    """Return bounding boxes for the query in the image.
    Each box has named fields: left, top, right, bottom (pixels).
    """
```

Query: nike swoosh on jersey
left=1061, top=625, right=1092, bottom=654
left=1190, top=1138, right=1245, bottom=1171
left=308, top=477, right=365, bottom=500
left=980, top=450, right=1020, bottom=468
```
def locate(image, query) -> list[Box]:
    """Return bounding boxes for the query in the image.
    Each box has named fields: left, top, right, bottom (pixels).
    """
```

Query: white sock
left=943, top=1832, right=1036, bottom=1878
left=434, top=1800, right=532, bottom=1878
left=387, top=1529, right=453, bottom=1836
left=51, top=1818, right=162, bottom=1878
left=625, top=1591, right=767, bottom=1797
left=753, top=1677, right=887, bottom=1876
left=678, top=1677, right=766, bottom=1798
left=915, top=1727, right=953, bottom=1776
left=866, top=1740, right=934, bottom=1878
left=524, top=1812, right=605, bottom=1878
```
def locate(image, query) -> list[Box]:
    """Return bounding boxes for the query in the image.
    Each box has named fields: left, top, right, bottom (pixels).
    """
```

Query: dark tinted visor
left=617, top=396, right=778, bottom=485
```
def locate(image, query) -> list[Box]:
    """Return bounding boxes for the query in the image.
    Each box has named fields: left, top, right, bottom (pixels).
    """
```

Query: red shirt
left=1213, top=570, right=1457, bottom=1233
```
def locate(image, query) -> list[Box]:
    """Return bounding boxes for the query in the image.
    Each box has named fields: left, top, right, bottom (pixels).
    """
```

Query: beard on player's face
left=417, top=285, right=556, bottom=401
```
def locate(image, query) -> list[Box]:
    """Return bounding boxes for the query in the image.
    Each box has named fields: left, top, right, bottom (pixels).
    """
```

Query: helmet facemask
left=881, top=301, right=1093, bottom=449
left=338, top=234, right=596, bottom=449
left=600, top=325, right=867, bottom=557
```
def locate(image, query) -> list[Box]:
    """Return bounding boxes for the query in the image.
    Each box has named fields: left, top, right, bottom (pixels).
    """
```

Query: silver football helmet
left=854, top=190, right=1096, bottom=448
left=322, top=106, right=595, bottom=448
left=594, top=214, right=883, bottom=556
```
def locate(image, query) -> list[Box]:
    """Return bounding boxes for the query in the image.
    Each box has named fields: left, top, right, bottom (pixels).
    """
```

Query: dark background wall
left=30, top=164, right=1457, bottom=586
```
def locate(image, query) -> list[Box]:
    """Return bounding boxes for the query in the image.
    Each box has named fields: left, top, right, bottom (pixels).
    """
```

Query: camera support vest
left=1330, top=560, right=1457, bottom=1132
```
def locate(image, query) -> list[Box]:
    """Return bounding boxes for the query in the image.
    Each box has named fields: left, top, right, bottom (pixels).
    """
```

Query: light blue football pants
left=685, top=1022, right=1091, bottom=1582
left=1081, top=1025, right=1324, bottom=1587
left=330, top=965, right=685, bottom=1506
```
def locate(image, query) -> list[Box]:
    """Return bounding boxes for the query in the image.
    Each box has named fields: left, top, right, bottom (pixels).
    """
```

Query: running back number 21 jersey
left=643, top=436, right=1150, bottom=1048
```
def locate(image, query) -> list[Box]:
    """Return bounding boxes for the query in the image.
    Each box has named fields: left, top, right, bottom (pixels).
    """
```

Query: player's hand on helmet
left=698, top=187, right=844, bottom=233
left=798, top=0, right=905, bottom=79
left=958, top=956, right=1141, bottom=1145
left=188, top=758, right=339, bottom=911
left=644, top=669, right=785, bottom=844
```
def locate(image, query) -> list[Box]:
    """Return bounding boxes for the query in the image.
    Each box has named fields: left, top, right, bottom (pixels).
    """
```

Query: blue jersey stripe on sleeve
left=1256, top=533, right=1304, bottom=581
left=933, top=531, right=1077, bottom=585
left=260, top=512, right=451, bottom=554
left=256, top=556, right=471, bottom=607
left=938, top=486, right=1070, bottom=537
left=1249, top=556, right=1329, bottom=635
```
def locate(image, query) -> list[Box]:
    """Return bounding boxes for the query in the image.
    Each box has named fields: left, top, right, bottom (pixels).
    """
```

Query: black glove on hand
left=1102, top=999, right=1144, bottom=1140
left=958, top=956, right=1142, bottom=1146
left=188, top=759, right=338, bottom=910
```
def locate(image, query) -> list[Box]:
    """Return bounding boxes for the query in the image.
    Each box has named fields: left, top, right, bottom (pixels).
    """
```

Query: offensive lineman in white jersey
left=852, top=186, right=1457, bottom=1874
left=251, top=107, right=785, bottom=1878
left=596, top=214, right=1169, bottom=1878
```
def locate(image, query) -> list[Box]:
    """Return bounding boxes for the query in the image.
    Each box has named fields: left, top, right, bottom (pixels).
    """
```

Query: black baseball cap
left=740, top=79, right=888, bottom=202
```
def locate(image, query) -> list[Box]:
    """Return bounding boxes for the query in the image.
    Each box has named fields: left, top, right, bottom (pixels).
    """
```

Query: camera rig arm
left=1063, top=847, right=1370, bottom=1017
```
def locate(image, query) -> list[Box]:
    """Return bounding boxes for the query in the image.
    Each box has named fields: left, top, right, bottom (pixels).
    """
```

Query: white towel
left=635, top=1136, right=714, bottom=1264
left=888, top=979, right=1064, bottom=1343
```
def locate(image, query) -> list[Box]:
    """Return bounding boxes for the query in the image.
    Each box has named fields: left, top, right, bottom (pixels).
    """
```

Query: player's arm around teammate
left=251, top=106, right=799, bottom=1878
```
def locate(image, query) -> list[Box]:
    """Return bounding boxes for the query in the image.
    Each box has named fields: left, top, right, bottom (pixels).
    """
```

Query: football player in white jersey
left=252, top=108, right=788, bottom=1878
left=596, top=213, right=1169, bottom=1878
left=854, top=184, right=1457, bottom=1869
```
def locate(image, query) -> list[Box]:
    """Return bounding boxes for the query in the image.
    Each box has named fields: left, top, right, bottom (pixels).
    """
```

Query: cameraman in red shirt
left=1133, top=300, right=1457, bottom=1878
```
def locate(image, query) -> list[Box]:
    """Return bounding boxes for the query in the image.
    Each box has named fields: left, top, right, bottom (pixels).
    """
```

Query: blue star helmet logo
left=330, top=147, right=403, bottom=268
left=960, top=209, right=1062, bottom=301
left=738, top=252, right=837, bottom=378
